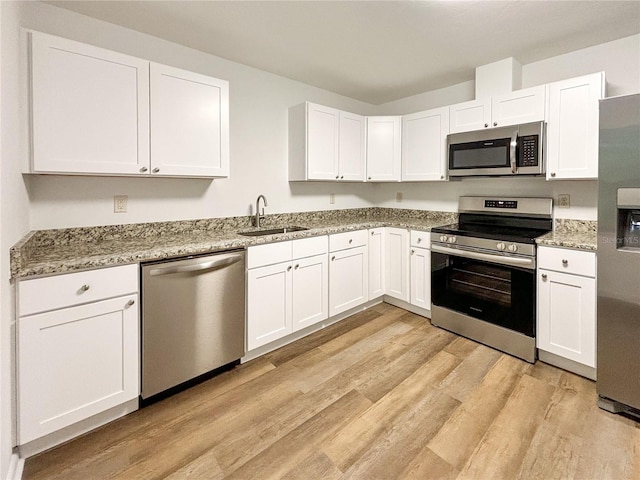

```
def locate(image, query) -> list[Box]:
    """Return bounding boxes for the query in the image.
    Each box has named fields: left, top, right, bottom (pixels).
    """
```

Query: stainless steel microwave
left=447, top=121, right=545, bottom=177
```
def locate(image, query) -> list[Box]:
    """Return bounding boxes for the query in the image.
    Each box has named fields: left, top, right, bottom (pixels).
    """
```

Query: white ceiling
left=47, top=1, right=640, bottom=105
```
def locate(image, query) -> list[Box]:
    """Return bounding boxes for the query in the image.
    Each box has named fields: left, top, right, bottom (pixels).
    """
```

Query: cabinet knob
left=152, top=167, right=160, bottom=173
left=126, top=299, right=135, bottom=307
left=542, top=273, right=548, bottom=280
left=411, top=249, right=415, bottom=255
left=493, top=122, right=498, bottom=127
left=336, top=175, right=339, bottom=179
left=368, top=177, right=372, bottom=180
left=287, top=265, right=292, bottom=271
left=349, top=239, right=353, bottom=244
left=417, top=238, right=422, bottom=243
left=562, top=259, right=569, bottom=266
left=331, top=256, right=336, bottom=261
left=340, top=175, right=344, bottom=179
left=484, top=123, right=489, bottom=128
left=80, top=284, right=90, bottom=292
left=440, top=175, right=444, bottom=179
left=371, top=231, right=375, bottom=236
left=294, top=264, right=299, bottom=270
left=550, top=172, right=556, bottom=177
left=140, top=166, right=148, bottom=173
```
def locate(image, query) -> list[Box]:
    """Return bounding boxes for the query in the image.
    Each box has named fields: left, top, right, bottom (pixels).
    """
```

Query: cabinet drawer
left=410, top=230, right=430, bottom=248
left=329, top=230, right=368, bottom=252
left=19, top=264, right=138, bottom=317
left=292, top=235, right=328, bottom=259
left=538, top=246, right=596, bottom=277
left=247, top=241, right=292, bottom=269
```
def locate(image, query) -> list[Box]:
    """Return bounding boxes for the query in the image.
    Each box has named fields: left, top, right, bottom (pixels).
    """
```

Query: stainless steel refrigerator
left=597, top=93, right=640, bottom=417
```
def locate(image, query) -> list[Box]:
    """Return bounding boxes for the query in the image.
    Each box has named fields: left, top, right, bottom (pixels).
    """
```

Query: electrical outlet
left=557, top=194, right=570, bottom=208
left=329, top=193, right=335, bottom=204
left=396, top=192, right=403, bottom=203
left=114, top=195, right=128, bottom=213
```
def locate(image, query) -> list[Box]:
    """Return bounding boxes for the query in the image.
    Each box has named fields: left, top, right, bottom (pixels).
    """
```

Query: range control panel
left=484, top=200, right=518, bottom=209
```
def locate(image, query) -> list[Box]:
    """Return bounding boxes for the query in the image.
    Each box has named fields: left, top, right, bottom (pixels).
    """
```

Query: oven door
left=431, top=246, right=535, bottom=336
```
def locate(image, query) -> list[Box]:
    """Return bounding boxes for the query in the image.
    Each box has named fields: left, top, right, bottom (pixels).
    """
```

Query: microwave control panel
left=519, top=135, right=539, bottom=167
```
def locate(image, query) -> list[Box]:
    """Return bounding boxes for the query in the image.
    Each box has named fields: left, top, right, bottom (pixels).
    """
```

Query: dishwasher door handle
left=149, top=254, right=244, bottom=276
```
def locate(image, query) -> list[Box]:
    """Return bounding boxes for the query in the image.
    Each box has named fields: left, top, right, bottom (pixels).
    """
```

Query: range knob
left=496, top=242, right=506, bottom=251
left=440, top=235, right=447, bottom=242
left=508, top=244, right=518, bottom=252
left=447, top=236, right=457, bottom=244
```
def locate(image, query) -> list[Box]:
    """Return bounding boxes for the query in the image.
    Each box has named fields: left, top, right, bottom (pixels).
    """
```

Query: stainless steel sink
left=238, top=226, right=308, bottom=237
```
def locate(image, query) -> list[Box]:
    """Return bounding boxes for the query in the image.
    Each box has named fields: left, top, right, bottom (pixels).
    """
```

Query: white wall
left=1, top=2, right=31, bottom=478
left=20, top=2, right=379, bottom=230
left=374, top=34, right=640, bottom=220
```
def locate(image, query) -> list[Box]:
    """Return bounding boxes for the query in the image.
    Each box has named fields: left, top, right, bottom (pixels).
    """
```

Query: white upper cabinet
left=449, top=86, right=545, bottom=134
left=150, top=63, right=229, bottom=177
left=366, top=116, right=402, bottom=182
left=401, top=107, right=449, bottom=181
left=546, top=72, right=605, bottom=180
left=338, top=111, right=366, bottom=181
left=449, top=98, right=491, bottom=134
left=491, top=85, right=545, bottom=128
left=289, top=103, right=365, bottom=181
left=30, top=31, right=150, bottom=175
left=29, top=31, right=229, bottom=178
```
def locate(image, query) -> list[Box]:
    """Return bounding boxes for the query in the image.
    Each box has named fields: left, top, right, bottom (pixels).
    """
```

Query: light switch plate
left=557, top=194, right=570, bottom=208
left=396, top=192, right=403, bottom=203
left=329, top=193, right=335, bottom=204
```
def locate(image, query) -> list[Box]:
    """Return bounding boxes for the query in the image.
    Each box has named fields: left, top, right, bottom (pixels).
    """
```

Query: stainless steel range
left=430, top=196, right=553, bottom=362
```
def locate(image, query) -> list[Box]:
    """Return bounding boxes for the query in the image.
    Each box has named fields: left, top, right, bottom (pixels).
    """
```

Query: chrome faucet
left=254, top=195, right=268, bottom=228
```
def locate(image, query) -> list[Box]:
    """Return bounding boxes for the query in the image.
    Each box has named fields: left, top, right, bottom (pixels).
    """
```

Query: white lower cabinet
left=247, top=237, right=328, bottom=350
left=329, top=231, right=369, bottom=316
left=17, top=265, right=139, bottom=445
left=537, top=246, right=596, bottom=377
left=368, top=228, right=385, bottom=299
left=410, top=230, right=431, bottom=310
left=385, top=228, right=410, bottom=302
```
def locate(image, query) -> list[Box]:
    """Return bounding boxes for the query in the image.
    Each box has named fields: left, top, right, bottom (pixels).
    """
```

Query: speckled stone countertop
left=535, top=219, right=597, bottom=251
left=11, top=208, right=458, bottom=279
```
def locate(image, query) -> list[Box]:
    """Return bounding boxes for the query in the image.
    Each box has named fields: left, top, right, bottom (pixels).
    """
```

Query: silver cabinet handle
left=80, top=284, right=90, bottom=292
left=542, top=273, right=548, bottom=280
left=562, top=259, right=569, bottom=266
left=152, top=167, right=160, bottom=173
left=287, top=265, right=292, bottom=271
left=140, top=166, right=148, bottom=173
left=149, top=254, right=243, bottom=276
left=126, top=299, right=135, bottom=307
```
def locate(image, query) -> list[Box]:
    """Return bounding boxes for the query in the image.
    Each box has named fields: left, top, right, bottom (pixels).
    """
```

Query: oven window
left=431, top=252, right=535, bottom=336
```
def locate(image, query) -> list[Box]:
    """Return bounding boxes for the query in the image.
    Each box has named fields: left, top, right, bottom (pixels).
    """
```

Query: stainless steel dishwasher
left=141, top=250, right=245, bottom=403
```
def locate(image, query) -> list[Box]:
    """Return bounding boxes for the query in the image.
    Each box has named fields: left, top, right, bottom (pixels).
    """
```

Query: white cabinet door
left=307, top=103, right=340, bottom=180
left=366, top=116, right=402, bottom=182
left=385, top=228, right=410, bottom=302
left=30, top=31, right=149, bottom=175
left=338, top=111, right=366, bottom=181
left=449, top=98, right=492, bottom=134
left=410, top=246, right=431, bottom=310
left=247, top=262, right=292, bottom=350
left=491, top=85, right=545, bottom=128
left=18, top=294, right=139, bottom=444
left=292, top=254, right=328, bottom=332
left=402, top=107, right=449, bottom=181
left=537, top=269, right=596, bottom=367
left=368, top=228, right=385, bottom=299
left=329, top=246, right=368, bottom=316
left=546, top=72, right=605, bottom=180
left=150, top=63, right=229, bottom=177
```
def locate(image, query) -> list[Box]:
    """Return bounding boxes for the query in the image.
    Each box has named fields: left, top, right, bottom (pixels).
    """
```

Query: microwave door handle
left=510, top=130, right=518, bottom=173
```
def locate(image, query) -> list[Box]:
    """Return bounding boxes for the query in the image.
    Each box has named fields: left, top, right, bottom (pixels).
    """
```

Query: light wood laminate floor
left=24, top=303, right=640, bottom=479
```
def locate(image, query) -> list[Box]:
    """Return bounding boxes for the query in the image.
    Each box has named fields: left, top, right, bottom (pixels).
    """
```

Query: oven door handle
left=431, top=244, right=535, bottom=270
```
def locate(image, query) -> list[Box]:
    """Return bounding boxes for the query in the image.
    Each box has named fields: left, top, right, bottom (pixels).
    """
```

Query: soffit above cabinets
left=46, top=0, right=640, bottom=105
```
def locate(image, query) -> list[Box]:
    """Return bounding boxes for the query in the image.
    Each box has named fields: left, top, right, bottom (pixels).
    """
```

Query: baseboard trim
left=538, top=350, right=596, bottom=380
left=382, top=296, right=431, bottom=319
left=6, top=453, right=23, bottom=480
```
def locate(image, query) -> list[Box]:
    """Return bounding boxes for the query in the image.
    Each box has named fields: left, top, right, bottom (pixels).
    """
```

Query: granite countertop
left=11, top=208, right=457, bottom=279
left=535, top=219, right=598, bottom=251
